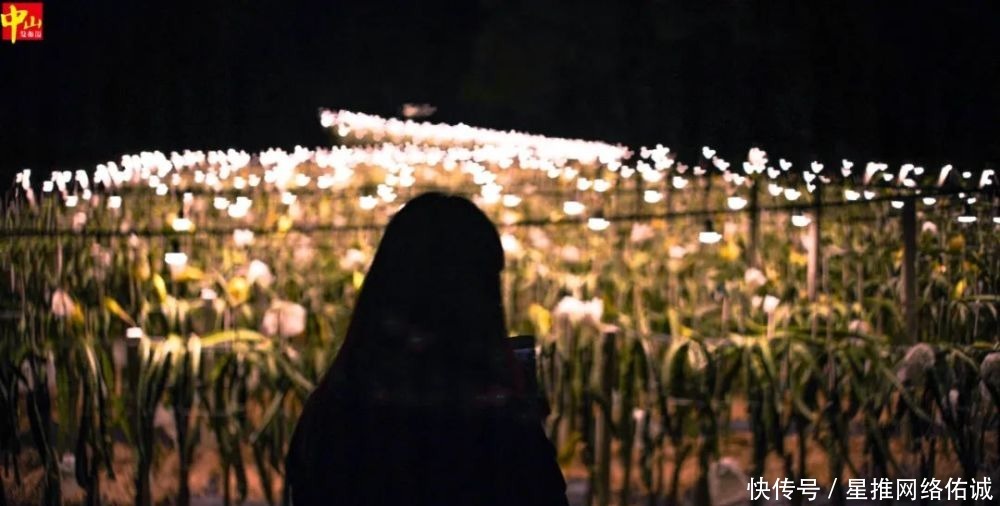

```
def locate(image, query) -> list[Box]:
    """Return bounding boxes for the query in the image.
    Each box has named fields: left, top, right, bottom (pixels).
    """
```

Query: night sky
left=1, top=1, right=998, bottom=185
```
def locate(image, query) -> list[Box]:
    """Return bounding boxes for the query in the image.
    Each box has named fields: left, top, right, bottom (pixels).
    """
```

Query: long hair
left=286, top=192, right=549, bottom=506
left=321, top=192, right=521, bottom=406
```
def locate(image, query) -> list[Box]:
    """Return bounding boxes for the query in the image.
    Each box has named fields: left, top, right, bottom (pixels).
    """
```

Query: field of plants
left=1, top=111, right=998, bottom=505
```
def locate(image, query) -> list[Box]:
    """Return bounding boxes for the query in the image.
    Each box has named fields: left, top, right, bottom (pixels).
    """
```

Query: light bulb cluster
left=6, top=110, right=997, bottom=250
left=320, top=109, right=630, bottom=166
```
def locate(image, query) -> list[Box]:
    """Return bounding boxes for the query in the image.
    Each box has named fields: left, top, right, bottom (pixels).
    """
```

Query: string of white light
left=7, top=110, right=997, bottom=238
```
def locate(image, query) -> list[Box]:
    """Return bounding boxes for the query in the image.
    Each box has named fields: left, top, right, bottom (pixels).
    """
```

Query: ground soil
left=2, top=399, right=996, bottom=505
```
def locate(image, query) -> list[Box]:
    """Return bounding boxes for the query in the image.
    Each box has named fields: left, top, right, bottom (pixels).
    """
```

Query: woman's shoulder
left=490, top=417, right=570, bottom=506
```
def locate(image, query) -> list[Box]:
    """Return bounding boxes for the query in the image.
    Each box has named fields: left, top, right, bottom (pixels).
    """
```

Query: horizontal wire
left=0, top=186, right=991, bottom=239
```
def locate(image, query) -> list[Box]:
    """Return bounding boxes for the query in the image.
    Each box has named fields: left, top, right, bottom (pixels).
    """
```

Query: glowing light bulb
left=922, top=197, right=937, bottom=206
left=359, top=195, right=378, bottom=210
left=233, top=229, right=254, bottom=247
left=502, top=194, right=522, bottom=207
left=937, top=165, right=952, bottom=187
left=890, top=200, right=904, bottom=209
left=500, top=233, right=521, bottom=253
left=107, top=195, right=122, bottom=209
left=587, top=217, right=610, bottom=231
left=227, top=203, right=249, bottom=218
left=563, top=201, right=585, bottom=216
left=784, top=189, right=801, bottom=201
left=320, top=111, right=334, bottom=127
left=164, top=252, right=188, bottom=266
left=791, top=214, right=811, bottom=227
left=980, top=169, right=995, bottom=188
left=65, top=195, right=79, bottom=207
left=643, top=190, right=663, bottom=204
left=844, top=189, right=861, bottom=201
left=699, top=230, right=722, bottom=244
left=957, top=205, right=976, bottom=223
left=727, top=196, right=748, bottom=210
left=126, top=327, right=144, bottom=339
left=281, top=192, right=297, bottom=205
left=480, top=184, right=501, bottom=205
left=172, top=217, right=193, bottom=232
left=698, top=220, right=722, bottom=244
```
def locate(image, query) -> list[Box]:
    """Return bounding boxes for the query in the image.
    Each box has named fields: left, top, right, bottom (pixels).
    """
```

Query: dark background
left=1, top=1, right=998, bottom=185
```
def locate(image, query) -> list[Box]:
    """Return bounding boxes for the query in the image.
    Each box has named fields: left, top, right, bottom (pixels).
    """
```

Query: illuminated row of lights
left=20, top=150, right=995, bottom=216
left=26, top=175, right=1000, bottom=232
left=10, top=111, right=999, bottom=234
left=17, top=141, right=996, bottom=205
left=320, top=109, right=630, bottom=165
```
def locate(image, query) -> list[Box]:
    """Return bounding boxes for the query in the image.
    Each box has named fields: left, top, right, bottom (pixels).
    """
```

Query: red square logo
left=1, top=2, right=43, bottom=43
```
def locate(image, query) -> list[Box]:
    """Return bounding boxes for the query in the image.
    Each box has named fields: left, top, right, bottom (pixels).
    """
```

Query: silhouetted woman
left=286, top=193, right=568, bottom=506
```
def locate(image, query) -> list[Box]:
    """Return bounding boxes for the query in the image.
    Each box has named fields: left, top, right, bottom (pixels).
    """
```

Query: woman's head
left=328, top=193, right=516, bottom=405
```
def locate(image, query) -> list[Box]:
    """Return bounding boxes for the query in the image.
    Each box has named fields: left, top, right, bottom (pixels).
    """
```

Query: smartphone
left=508, top=335, right=548, bottom=420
